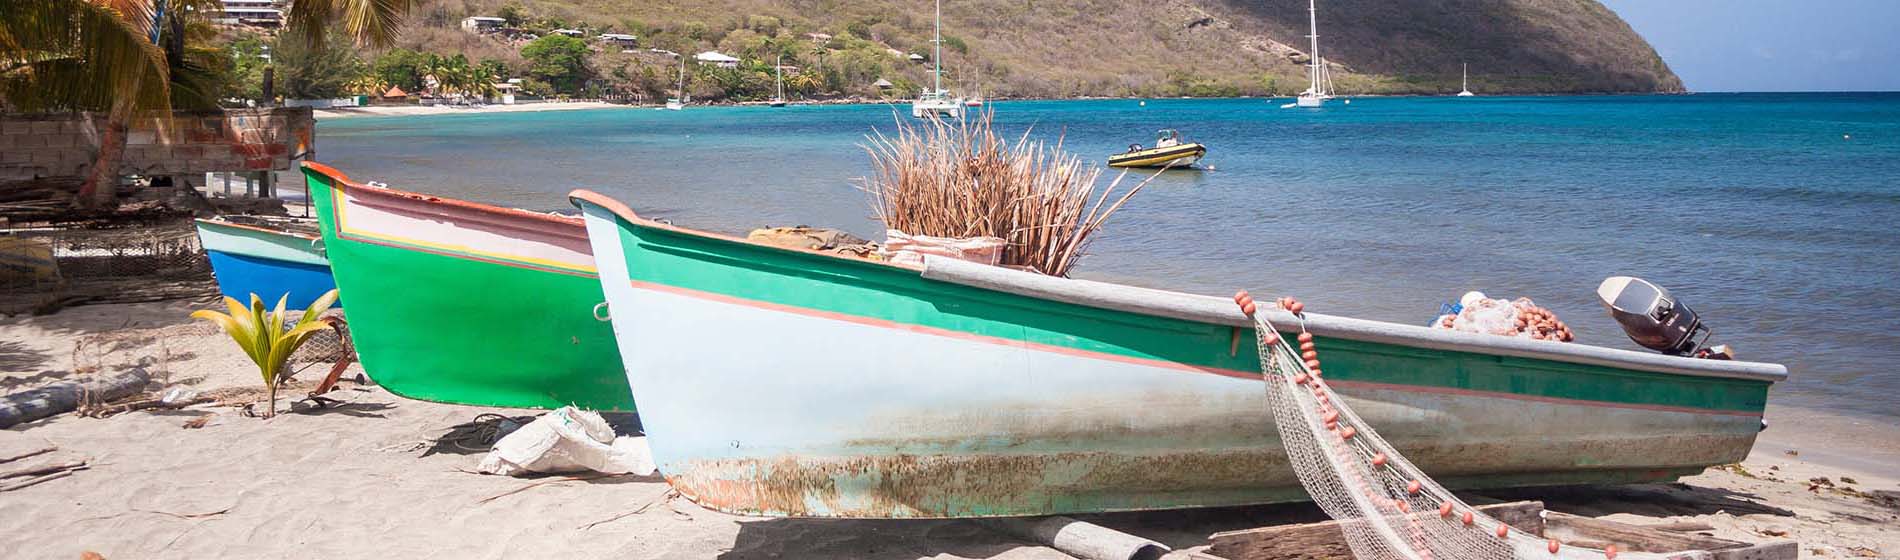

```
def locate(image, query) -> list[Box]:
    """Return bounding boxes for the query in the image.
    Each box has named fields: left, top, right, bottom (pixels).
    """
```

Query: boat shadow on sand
left=718, top=483, right=1797, bottom=559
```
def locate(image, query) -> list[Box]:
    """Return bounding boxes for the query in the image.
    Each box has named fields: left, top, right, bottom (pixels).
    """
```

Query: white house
left=460, top=16, right=505, bottom=33
left=552, top=28, right=584, bottom=37
left=599, top=33, right=638, bottom=47
left=695, top=51, right=741, bottom=68
left=908, top=53, right=927, bottom=64
left=216, top=0, right=282, bottom=26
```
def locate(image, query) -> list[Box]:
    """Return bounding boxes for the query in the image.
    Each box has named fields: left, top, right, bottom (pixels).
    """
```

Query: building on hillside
left=873, top=78, right=894, bottom=90
left=695, top=51, right=740, bottom=68
left=214, top=0, right=283, bottom=27
left=552, top=29, right=584, bottom=38
left=460, top=16, right=505, bottom=33
left=599, top=34, right=638, bottom=47
left=805, top=33, right=832, bottom=42
left=908, top=53, right=927, bottom=64
left=649, top=48, right=679, bottom=57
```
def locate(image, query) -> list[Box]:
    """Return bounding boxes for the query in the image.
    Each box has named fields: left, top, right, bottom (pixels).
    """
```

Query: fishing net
left=1247, top=297, right=1698, bottom=560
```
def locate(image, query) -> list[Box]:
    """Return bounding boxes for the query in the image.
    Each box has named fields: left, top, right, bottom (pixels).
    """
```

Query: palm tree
left=1, top=0, right=418, bottom=208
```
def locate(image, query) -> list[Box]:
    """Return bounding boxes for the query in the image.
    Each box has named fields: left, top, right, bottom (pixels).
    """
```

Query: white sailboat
left=1288, top=0, right=1333, bottom=109
left=770, top=55, right=788, bottom=107
left=665, top=56, right=686, bottom=110
left=1457, top=63, right=1475, bottom=97
left=911, top=0, right=965, bottom=119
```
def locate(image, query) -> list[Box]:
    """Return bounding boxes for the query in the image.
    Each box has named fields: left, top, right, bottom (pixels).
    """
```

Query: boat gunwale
left=567, top=189, right=1787, bottom=385
left=303, top=162, right=586, bottom=230
left=194, top=217, right=324, bottom=242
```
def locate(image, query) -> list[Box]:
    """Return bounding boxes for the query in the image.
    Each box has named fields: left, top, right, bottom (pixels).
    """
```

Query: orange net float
left=1439, top=501, right=1454, bottom=518
left=1548, top=539, right=1562, bottom=554
left=1406, top=480, right=1422, bottom=495
left=1371, top=452, right=1388, bottom=467
left=1394, top=499, right=1410, bottom=513
left=1496, top=524, right=1509, bottom=539
left=1604, top=545, right=1618, bottom=559
left=1338, top=426, right=1358, bottom=440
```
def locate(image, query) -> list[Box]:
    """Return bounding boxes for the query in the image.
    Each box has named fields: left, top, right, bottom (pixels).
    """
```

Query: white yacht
left=910, top=0, right=966, bottom=118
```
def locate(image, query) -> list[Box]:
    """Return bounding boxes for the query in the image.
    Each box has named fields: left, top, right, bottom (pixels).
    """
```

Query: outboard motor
left=1596, top=276, right=1714, bottom=356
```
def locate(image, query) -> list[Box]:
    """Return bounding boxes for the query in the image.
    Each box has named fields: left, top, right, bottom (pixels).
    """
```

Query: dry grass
left=860, top=111, right=1154, bottom=277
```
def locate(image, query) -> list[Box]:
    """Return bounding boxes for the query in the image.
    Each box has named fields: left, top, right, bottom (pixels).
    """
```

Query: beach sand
left=3, top=301, right=1895, bottom=559
left=312, top=101, right=631, bottom=120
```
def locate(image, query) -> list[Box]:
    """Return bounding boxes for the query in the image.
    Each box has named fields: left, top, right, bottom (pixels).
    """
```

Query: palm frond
left=0, top=0, right=171, bottom=114
left=285, top=0, right=415, bottom=49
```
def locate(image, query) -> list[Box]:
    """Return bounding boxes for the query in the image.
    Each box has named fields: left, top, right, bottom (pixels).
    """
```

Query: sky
left=1600, top=0, right=1900, bottom=92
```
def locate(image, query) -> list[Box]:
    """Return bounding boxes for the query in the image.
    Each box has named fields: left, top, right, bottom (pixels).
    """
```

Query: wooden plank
left=1708, top=541, right=1798, bottom=560
left=1544, top=511, right=1744, bottom=552
left=1205, top=501, right=1544, bottom=560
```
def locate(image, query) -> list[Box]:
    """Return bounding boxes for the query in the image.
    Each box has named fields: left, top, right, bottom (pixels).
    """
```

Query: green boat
left=302, top=163, right=632, bottom=410
left=571, top=189, right=1786, bottom=518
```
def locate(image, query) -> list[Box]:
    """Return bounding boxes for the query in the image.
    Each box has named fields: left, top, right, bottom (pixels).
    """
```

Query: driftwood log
left=0, top=368, right=150, bottom=428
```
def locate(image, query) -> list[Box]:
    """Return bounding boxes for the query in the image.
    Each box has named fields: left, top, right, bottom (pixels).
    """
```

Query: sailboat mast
left=776, top=55, right=785, bottom=98
left=1463, top=63, right=1469, bottom=90
left=1307, top=0, right=1320, bottom=93
left=933, top=0, right=943, bottom=94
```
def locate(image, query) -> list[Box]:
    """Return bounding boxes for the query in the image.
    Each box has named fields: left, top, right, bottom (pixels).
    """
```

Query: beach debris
left=0, top=458, right=88, bottom=492
left=1785, top=449, right=1799, bottom=456
left=1431, top=291, right=1575, bottom=342
left=0, top=444, right=57, bottom=464
left=578, top=488, right=679, bottom=530
left=475, top=472, right=620, bottom=505
left=1840, top=476, right=1858, bottom=484
left=80, top=387, right=214, bottom=418
left=981, top=515, right=1170, bottom=560
left=0, top=367, right=151, bottom=429
left=476, top=407, right=655, bottom=477
left=181, top=415, right=211, bottom=429
left=81, top=552, right=104, bottom=560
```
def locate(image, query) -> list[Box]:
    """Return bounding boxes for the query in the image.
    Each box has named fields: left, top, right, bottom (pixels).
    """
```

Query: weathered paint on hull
left=571, top=191, right=1778, bottom=519
left=303, top=164, right=632, bottom=410
left=195, top=219, right=340, bottom=309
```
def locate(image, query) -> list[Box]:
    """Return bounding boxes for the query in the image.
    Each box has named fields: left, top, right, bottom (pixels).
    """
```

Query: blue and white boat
left=194, top=217, right=340, bottom=309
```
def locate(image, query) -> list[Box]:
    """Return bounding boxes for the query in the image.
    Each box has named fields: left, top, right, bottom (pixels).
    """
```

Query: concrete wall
left=0, top=107, right=315, bottom=182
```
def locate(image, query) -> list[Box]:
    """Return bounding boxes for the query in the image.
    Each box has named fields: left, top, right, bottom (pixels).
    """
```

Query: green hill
left=381, top=0, right=1681, bottom=100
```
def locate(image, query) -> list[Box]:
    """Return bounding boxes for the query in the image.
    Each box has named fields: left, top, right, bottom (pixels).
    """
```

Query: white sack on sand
left=477, top=407, right=655, bottom=477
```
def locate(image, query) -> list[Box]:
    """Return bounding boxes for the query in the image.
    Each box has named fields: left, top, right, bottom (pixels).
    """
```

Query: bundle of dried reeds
left=860, top=112, right=1154, bottom=277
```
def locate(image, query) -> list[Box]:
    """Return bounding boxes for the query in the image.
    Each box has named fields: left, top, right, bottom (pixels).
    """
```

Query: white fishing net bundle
left=1252, top=312, right=1698, bottom=560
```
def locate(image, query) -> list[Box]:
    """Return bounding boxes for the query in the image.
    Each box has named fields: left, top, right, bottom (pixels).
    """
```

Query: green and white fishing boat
left=302, top=163, right=632, bottom=410
left=570, top=189, right=1785, bottom=519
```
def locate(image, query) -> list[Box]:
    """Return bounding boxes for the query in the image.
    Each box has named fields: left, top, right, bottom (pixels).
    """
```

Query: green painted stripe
left=611, top=214, right=1768, bottom=414
left=305, top=167, right=633, bottom=411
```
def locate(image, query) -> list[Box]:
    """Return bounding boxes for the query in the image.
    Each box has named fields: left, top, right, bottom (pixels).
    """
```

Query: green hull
left=304, top=164, right=632, bottom=410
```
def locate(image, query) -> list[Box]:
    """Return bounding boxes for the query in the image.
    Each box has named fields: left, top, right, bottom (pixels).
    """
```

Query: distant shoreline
left=311, top=101, right=631, bottom=119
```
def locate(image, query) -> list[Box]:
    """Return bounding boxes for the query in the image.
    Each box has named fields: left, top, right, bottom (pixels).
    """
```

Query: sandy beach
left=1, top=300, right=1894, bottom=559
left=311, top=101, right=632, bottom=120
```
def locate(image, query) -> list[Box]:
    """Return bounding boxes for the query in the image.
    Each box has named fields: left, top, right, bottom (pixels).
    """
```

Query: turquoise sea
left=317, top=94, right=1900, bottom=419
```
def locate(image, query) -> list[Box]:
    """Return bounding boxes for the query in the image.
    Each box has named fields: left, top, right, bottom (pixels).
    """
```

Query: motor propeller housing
left=1596, top=276, right=1709, bottom=356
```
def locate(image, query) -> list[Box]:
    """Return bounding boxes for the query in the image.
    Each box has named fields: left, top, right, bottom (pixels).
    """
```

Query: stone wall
left=0, top=107, right=315, bottom=182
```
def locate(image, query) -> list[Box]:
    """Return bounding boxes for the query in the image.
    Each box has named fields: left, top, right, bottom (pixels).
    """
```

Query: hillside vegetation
left=373, top=0, right=1680, bottom=100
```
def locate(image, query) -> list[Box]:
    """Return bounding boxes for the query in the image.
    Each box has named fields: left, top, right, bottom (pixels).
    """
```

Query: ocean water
left=317, top=94, right=1900, bottom=419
